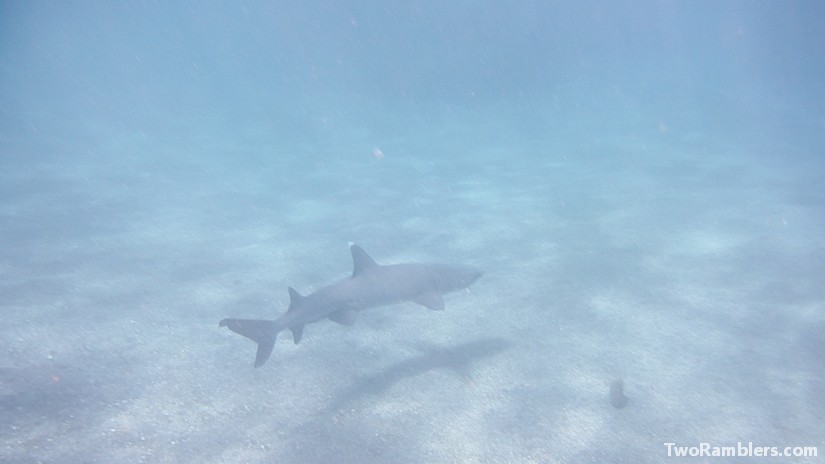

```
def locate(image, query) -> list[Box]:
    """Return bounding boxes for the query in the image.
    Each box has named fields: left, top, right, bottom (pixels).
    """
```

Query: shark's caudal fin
left=219, top=319, right=280, bottom=367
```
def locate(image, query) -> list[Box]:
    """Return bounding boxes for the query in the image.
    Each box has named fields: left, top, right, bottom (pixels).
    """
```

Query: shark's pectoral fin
left=291, top=324, right=304, bottom=344
left=414, top=292, right=445, bottom=311
left=219, top=318, right=280, bottom=367
left=328, top=308, right=358, bottom=325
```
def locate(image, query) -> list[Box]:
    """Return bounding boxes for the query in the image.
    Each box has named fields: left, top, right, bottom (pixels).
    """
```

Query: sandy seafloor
left=1, top=100, right=824, bottom=463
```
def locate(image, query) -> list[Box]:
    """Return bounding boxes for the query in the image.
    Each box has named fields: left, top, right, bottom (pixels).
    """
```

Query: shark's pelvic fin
left=350, top=244, right=379, bottom=277
left=219, top=318, right=279, bottom=367
left=328, top=307, right=358, bottom=325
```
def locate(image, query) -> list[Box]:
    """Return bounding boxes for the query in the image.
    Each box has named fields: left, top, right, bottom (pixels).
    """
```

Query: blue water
left=2, top=1, right=824, bottom=462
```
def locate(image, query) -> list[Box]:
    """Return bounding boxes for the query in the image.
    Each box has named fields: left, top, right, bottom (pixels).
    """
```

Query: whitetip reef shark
left=220, top=244, right=483, bottom=367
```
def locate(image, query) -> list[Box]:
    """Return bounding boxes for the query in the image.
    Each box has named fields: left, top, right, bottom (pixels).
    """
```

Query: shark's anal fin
left=219, top=318, right=279, bottom=367
left=291, top=324, right=304, bottom=344
left=328, top=308, right=358, bottom=325
left=414, top=292, right=445, bottom=311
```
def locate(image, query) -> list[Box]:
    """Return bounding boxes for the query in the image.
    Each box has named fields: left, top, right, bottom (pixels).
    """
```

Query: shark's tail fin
left=219, top=318, right=281, bottom=367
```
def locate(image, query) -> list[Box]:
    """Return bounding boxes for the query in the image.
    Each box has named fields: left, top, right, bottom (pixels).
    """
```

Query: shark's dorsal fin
left=287, top=287, right=304, bottom=312
left=350, top=244, right=378, bottom=277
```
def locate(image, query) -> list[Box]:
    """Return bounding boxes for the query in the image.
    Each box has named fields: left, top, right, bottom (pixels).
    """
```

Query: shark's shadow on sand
left=274, top=338, right=510, bottom=462
left=322, top=337, right=510, bottom=414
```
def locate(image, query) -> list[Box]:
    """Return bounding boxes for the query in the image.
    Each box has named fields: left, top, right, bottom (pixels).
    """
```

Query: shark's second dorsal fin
left=350, top=244, right=378, bottom=277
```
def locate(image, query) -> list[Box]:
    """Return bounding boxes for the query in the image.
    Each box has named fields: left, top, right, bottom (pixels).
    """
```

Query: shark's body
left=220, top=244, right=483, bottom=367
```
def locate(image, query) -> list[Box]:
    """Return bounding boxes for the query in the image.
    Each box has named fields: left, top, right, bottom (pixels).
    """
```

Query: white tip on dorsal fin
left=350, top=243, right=378, bottom=277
